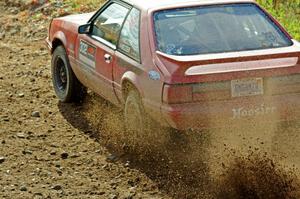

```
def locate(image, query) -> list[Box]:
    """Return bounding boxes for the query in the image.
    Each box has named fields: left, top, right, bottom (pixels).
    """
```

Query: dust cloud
left=80, top=93, right=300, bottom=198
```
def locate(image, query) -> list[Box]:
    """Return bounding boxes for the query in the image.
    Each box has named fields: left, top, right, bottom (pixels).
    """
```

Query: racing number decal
left=79, top=40, right=96, bottom=69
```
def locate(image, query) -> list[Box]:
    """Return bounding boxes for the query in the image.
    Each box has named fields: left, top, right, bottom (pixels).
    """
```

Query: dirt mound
left=216, top=152, right=300, bottom=199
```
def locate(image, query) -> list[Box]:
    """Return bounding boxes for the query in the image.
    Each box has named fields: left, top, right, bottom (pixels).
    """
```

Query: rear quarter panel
left=113, top=8, right=167, bottom=123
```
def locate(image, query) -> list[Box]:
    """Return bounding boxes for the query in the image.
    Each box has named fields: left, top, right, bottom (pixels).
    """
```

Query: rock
left=109, top=193, right=119, bottom=199
left=0, top=32, right=5, bottom=40
left=20, top=185, right=27, bottom=192
left=33, top=192, right=43, bottom=199
left=70, top=154, right=80, bottom=158
left=61, top=152, right=69, bottom=159
left=50, top=143, right=57, bottom=147
left=127, top=180, right=135, bottom=187
left=31, top=111, right=40, bottom=118
left=106, top=154, right=118, bottom=162
left=9, top=24, right=21, bottom=36
left=10, top=8, right=19, bottom=15
left=18, top=93, right=25, bottom=98
left=99, top=191, right=105, bottom=195
left=16, top=132, right=26, bottom=139
left=125, top=192, right=135, bottom=199
left=52, top=184, right=62, bottom=190
left=3, top=117, right=10, bottom=122
left=10, top=28, right=18, bottom=36
left=1, top=115, right=9, bottom=121
left=56, top=169, right=63, bottom=176
left=22, top=149, right=33, bottom=155
left=55, top=163, right=61, bottom=168
left=110, top=180, right=119, bottom=189
left=129, top=186, right=136, bottom=192
left=95, top=149, right=101, bottom=153
left=0, top=157, right=6, bottom=164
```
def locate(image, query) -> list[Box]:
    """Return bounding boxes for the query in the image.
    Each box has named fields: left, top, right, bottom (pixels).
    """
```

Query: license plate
left=231, top=78, right=264, bottom=97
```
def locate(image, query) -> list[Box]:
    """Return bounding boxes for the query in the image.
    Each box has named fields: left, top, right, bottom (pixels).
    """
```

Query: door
left=76, top=2, right=130, bottom=104
left=113, top=7, right=142, bottom=101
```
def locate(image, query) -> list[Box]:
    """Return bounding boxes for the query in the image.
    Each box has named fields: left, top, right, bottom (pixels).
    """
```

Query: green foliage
left=64, top=0, right=105, bottom=11
left=257, top=0, right=300, bottom=40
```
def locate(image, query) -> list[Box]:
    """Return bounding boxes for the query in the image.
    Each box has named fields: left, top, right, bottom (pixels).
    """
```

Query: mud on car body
left=46, top=0, right=300, bottom=133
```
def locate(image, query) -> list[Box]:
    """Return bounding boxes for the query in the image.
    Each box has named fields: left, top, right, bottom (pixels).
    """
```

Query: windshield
left=153, top=3, right=293, bottom=56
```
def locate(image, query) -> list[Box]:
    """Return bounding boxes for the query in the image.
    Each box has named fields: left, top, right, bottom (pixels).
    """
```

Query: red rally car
left=46, top=0, right=300, bottom=132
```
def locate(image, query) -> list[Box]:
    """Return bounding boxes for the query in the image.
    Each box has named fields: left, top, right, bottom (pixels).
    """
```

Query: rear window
left=153, top=3, right=292, bottom=56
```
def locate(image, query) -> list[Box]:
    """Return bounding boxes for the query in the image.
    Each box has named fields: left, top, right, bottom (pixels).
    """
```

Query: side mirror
left=78, top=24, right=91, bottom=34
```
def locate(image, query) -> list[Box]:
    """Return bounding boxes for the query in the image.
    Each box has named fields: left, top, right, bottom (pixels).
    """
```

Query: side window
left=92, top=3, right=129, bottom=45
left=118, top=8, right=141, bottom=62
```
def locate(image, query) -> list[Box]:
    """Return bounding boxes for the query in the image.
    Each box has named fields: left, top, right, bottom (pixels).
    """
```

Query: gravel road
left=1, top=1, right=300, bottom=199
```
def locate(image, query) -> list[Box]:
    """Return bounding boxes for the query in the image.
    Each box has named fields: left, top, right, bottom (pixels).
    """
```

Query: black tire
left=51, top=46, right=86, bottom=103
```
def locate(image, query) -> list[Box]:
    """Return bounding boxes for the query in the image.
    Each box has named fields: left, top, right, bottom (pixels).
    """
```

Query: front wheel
left=51, top=46, right=86, bottom=103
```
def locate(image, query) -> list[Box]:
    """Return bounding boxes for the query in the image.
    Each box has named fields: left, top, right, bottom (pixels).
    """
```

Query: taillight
left=163, top=84, right=193, bottom=104
left=163, top=81, right=232, bottom=104
left=266, top=73, right=300, bottom=95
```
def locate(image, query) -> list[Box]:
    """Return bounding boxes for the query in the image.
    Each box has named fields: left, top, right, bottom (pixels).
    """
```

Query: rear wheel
left=124, top=90, right=149, bottom=146
left=124, top=89, right=167, bottom=152
left=51, top=46, right=86, bottom=103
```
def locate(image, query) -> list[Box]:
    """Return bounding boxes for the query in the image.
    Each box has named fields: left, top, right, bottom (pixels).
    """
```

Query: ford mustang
left=46, top=0, right=300, bottom=134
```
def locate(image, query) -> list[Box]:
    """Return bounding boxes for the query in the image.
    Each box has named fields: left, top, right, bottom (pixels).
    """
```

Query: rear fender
left=121, top=71, right=144, bottom=102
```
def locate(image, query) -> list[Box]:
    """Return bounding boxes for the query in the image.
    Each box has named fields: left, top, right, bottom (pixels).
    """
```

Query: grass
left=61, top=0, right=299, bottom=40
left=64, top=0, right=105, bottom=12
left=257, top=0, right=300, bottom=40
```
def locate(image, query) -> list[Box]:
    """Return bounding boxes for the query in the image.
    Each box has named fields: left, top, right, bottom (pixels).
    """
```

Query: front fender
left=52, top=31, right=67, bottom=51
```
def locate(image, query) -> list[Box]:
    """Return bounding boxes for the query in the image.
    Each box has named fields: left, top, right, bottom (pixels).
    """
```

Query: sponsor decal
left=232, top=104, right=277, bottom=119
left=148, top=70, right=160, bottom=80
left=79, top=40, right=96, bottom=68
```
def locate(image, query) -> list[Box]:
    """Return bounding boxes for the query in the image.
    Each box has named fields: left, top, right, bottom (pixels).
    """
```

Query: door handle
left=104, top=54, right=112, bottom=64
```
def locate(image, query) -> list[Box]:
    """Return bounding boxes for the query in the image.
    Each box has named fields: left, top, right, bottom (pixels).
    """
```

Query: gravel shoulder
left=0, top=2, right=169, bottom=199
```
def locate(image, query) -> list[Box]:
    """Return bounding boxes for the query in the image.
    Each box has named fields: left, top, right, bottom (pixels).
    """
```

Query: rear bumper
left=160, top=93, right=300, bottom=130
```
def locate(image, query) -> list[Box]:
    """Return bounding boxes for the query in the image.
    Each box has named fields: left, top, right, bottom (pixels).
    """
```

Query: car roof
left=123, top=0, right=256, bottom=11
